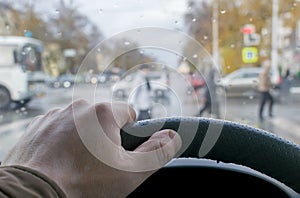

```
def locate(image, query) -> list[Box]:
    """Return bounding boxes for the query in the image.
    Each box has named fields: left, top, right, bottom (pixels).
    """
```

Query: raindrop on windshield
left=220, top=10, right=226, bottom=14
left=192, top=18, right=197, bottom=22
left=193, top=54, right=198, bottom=59
left=124, top=41, right=130, bottom=46
left=98, top=9, right=103, bottom=14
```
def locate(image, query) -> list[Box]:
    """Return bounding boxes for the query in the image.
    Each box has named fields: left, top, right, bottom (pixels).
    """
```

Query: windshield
left=0, top=0, right=299, bottom=188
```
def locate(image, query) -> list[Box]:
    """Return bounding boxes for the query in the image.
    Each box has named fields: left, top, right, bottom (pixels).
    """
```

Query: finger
left=135, top=129, right=181, bottom=150
left=126, top=129, right=182, bottom=171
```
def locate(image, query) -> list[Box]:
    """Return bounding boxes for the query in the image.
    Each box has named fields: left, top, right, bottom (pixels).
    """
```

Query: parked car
left=46, top=74, right=75, bottom=88
left=112, top=71, right=169, bottom=100
left=216, top=67, right=282, bottom=97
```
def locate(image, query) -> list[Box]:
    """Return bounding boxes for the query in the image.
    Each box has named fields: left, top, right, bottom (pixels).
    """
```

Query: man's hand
left=2, top=100, right=182, bottom=197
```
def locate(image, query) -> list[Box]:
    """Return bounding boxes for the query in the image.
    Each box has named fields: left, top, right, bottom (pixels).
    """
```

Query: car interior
left=121, top=117, right=300, bottom=197
left=1, top=0, right=300, bottom=197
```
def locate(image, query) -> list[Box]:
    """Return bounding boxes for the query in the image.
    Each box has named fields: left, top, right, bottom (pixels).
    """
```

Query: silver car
left=216, top=67, right=282, bottom=97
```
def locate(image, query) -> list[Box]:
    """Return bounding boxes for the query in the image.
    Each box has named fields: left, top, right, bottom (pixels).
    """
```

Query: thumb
left=134, top=129, right=182, bottom=164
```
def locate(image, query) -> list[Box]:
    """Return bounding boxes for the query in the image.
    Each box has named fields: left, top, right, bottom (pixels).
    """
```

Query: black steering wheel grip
left=121, top=117, right=300, bottom=194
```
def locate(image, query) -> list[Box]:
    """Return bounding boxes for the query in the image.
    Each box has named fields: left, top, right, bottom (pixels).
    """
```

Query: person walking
left=258, top=60, right=274, bottom=121
left=198, top=84, right=212, bottom=116
left=129, top=64, right=152, bottom=121
left=196, top=66, right=219, bottom=117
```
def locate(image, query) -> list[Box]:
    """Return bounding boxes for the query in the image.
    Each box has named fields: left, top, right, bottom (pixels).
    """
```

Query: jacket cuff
left=0, top=165, right=66, bottom=198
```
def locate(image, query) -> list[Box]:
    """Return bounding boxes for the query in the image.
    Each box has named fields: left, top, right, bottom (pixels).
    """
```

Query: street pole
left=212, top=0, right=220, bottom=118
left=271, top=0, right=279, bottom=75
left=212, top=1, right=219, bottom=69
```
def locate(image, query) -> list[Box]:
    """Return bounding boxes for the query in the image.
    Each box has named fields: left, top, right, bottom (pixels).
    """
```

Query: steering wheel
left=121, top=117, right=300, bottom=196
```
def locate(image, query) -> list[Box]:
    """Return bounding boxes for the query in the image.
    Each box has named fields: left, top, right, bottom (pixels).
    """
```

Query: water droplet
left=25, top=46, right=32, bottom=52
left=98, top=9, right=103, bottom=14
left=97, top=48, right=101, bottom=53
left=212, top=19, right=217, bottom=23
left=249, top=95, right=254, bottom=100
left=227, top=65, right=231, bottom=69
left=193, top=54, right=198, bottom=59
left=5, top=24, right=10, bottom=30
left=89, top=69, right=94, bottom=74
left=20, top=107, right=26, bottom=111
left=174, top=20, right=179, bottom=25
left=203, top=35, right=208, bottom=40
left=124, top=41, right=130, bottom=46
left=230, top=44, right=235, bottom=48
left=57, top=32, right=62, bottom=37
left=55, top=9, right=60, bottom=14
left=139, top=50, right=144, bottom=54
left=192, top=18, right=197, bottom=22
left=220, top=10, right=226, bottom=14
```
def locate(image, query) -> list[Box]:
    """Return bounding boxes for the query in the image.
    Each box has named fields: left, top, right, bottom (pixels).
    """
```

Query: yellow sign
left=242, top=47, right=258, bottom=63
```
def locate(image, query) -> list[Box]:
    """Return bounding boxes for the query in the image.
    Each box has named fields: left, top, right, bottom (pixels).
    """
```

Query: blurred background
left=0, top=0, right=300, bottom=160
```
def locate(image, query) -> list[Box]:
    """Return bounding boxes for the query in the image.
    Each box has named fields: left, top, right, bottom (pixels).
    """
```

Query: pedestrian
left=198, top=84, right=212, bottom=116
left=129, top=64, right=152, bottom=121
left=258, top=60, right=274, bottom=121
left=196, top=66, right=218, bottom=117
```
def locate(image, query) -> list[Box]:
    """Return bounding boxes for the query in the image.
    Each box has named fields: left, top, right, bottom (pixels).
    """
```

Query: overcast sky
left=2, top=0, right=200, bottom=67
left=6, top=0, right=190, bottom=37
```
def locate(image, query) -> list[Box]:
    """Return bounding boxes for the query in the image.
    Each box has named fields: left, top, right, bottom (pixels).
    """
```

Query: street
left=0, top=74, right=300, bottom=161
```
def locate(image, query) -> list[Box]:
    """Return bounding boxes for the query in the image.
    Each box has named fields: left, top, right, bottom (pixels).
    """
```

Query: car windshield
left=0, top=0, right=299, bottom=195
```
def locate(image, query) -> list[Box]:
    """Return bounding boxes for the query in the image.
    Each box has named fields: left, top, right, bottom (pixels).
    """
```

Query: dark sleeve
left=0, top=165, right=66, bottom=198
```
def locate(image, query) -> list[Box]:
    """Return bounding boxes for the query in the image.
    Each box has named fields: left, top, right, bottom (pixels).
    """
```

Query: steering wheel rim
left=121, top=117, right=300, bottom=194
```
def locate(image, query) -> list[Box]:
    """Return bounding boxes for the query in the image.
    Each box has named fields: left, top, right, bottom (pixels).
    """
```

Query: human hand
left=2, top=100, right=182, bottom=197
